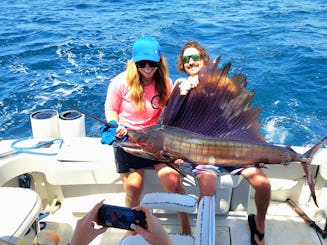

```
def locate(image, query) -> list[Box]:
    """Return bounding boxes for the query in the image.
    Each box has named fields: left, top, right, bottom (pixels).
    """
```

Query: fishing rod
left=60, top=101, right=116, bottom=128
left=286, top=198, right=327, bottom=238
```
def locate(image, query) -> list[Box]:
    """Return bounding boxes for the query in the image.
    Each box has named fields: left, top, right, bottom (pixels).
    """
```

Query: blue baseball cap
left=132, top=36, right=162, bottom=63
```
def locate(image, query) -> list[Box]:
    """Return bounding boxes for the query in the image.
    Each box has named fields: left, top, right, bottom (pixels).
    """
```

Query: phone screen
left=97, top=204, right=146, bottom=230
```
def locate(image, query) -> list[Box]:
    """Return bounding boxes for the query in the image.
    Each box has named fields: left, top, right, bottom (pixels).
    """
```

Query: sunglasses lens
left=136, top=60, right=159, bottom=68
left=183, top=54, right=201, bottom=63
left=183, top=56, right=190, bottom=63
left=136, top=61, right=146, bottom=68
left=191, top=54, right=201, bottom=61
left=148, top=61, right=159, bottom=67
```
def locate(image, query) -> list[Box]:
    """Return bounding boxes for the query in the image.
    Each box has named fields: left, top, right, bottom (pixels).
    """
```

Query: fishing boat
left=0, top=108, right=326, bottom=245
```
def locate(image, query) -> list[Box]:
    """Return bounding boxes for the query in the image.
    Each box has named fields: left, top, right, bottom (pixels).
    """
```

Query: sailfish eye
left=137, top=134, right=145, bottom=142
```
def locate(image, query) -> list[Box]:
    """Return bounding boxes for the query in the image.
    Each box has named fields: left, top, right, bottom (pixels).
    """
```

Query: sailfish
left=117, top=57, right=327, bottom=206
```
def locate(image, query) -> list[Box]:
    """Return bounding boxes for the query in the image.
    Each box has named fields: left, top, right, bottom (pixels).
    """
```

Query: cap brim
left=133, top=55, right=160, bottom=63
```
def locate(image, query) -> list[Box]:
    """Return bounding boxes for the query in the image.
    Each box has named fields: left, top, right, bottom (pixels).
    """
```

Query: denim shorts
left=181, top=162, right=244, bottom=178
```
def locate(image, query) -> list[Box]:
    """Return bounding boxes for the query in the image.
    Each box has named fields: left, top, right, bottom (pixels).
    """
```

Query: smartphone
left=97, top=204, right=146, bottom=230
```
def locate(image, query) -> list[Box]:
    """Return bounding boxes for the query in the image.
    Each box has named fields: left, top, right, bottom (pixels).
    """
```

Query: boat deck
left=24, top=195, right=325, bottom=245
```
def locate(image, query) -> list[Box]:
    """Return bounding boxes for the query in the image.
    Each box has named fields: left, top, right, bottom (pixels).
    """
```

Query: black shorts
left=223, top=166, right=244, bottom=175
left=114, top=147, right=159, bottom=173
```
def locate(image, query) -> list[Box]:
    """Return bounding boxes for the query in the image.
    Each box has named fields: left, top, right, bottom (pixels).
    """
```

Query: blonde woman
left=104, top=36, right=191, bottom=235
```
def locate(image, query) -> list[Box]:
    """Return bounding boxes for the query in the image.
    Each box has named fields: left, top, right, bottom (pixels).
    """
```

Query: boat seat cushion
left=0, top=187, right=42, bottom=244
left=141, top=192, right=197, bottom=213
left=120, top=233, right=194, bottom=245
left=319, top=154, right=327, bottom=180
left=120, top=194, right=215, bottom=245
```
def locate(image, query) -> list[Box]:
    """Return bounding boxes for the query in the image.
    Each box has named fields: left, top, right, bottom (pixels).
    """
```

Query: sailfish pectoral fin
left=160, top=151, right=175, bottom=162
left=165, top=162, right=187, bottom=178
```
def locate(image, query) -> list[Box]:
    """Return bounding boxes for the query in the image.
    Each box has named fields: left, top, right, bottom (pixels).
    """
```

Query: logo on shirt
left=151, top=95, right=160, bottom=109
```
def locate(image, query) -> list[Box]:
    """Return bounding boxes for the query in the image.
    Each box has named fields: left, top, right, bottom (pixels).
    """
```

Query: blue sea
left=1, top=0, right=326, bottom=147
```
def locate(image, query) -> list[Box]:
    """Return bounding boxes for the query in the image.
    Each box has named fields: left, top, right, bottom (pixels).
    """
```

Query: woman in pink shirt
left=104, top=36, right=191, bottom=235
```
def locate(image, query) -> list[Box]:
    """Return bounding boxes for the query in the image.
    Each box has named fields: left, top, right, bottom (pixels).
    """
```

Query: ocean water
left=1, top=0, right=326, bottom=147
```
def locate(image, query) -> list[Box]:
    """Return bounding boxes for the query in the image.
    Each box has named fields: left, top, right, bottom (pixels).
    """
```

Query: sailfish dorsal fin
left=158, top=57, right=265, bottom=143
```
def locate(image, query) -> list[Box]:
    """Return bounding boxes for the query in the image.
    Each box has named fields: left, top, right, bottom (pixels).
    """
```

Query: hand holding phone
left=97, top=204, right=146, bottom=230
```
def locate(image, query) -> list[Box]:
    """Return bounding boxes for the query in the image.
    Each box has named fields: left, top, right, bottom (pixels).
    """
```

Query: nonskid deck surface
left=24, top=195, right=325, bottom=245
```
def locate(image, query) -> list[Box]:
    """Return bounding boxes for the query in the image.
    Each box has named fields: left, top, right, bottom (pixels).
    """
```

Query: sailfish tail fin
left=301, top=135, right=327, bottom=207
left=303, top=135, right=327, bottom=160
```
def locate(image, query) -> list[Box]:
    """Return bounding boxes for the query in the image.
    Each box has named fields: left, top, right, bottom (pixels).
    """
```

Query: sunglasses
left=135, top=60, right=160, bottom=68
left=183, top=54, right=201, bottom=63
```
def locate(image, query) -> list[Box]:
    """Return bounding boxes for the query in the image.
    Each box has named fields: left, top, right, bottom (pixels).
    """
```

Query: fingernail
left=130, top=224, right=136, bottom=230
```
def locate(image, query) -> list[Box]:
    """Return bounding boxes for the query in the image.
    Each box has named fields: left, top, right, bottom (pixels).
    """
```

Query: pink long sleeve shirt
left=105, top=71, right=172, bottom=130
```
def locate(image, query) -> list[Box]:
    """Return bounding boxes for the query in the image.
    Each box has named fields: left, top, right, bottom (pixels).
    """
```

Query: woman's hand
left=70, top=200, right=109, bottom=245
left=116, top=124, right=128, bottom=138
left=131, top=206, right=172, bottom=245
